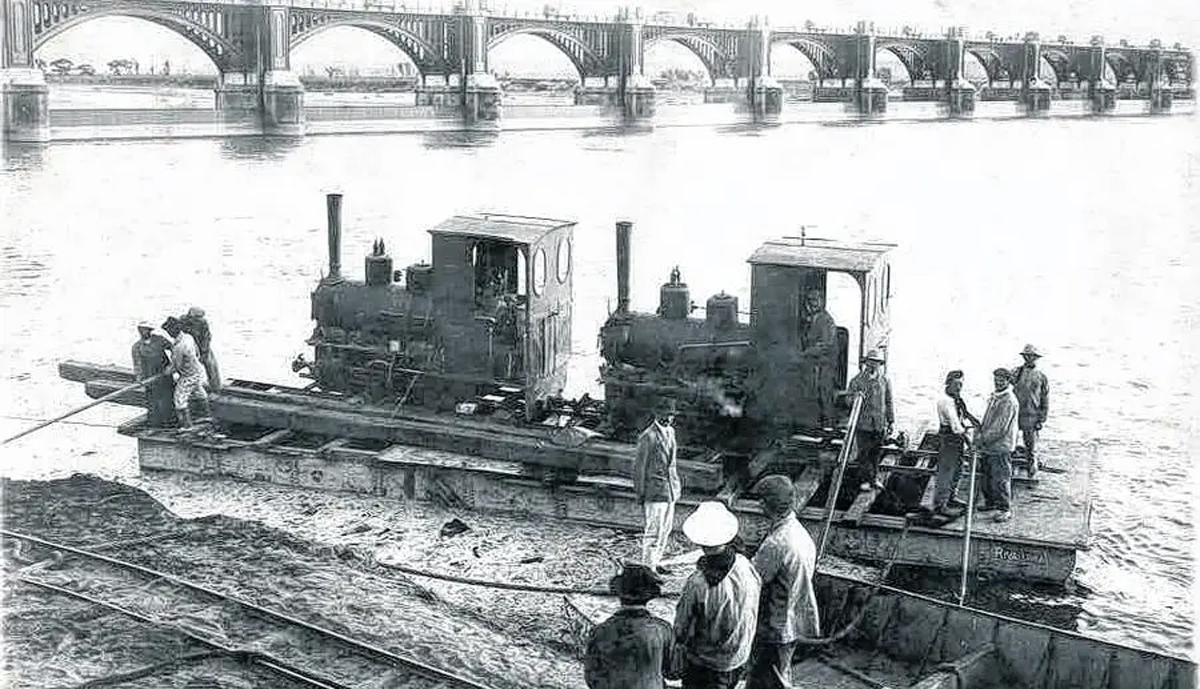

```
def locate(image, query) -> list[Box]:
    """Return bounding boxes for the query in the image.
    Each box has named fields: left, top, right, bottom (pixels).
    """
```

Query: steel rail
left=3, top=529, right=492, bottom=689
left=19, top=577, right=349, bottom=689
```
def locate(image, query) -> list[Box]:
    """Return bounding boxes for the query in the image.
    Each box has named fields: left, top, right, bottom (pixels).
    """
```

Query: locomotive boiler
left=296, top=194, right=577, bottom=421
left=599, top=220, right=895, bottom=449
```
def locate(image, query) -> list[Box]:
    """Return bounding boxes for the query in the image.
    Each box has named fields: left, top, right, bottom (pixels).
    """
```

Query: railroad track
left=2, top=529, right=494, bottom=689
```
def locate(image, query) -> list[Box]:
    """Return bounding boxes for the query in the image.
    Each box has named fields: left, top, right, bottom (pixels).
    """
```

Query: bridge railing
left=271, top=0, right=1189, bottom=51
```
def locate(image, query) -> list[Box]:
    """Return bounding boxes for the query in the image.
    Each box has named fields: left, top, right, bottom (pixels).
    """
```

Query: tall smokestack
left=616, top=220, right=632, bottom=314
left=326, top=193, right=343, bottom=281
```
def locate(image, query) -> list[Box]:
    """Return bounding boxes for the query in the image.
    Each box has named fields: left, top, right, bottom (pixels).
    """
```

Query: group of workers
left=608, top=341, right=1050, bottom=686
left=598, top=409, right=817, bottom=689
left=844, top=343, right=1050, bottom=524
left=131, top=307, right=221, bottom=430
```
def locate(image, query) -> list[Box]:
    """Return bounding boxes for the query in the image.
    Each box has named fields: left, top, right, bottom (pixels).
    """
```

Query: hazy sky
left=37, top=0, right=1200, bottom=76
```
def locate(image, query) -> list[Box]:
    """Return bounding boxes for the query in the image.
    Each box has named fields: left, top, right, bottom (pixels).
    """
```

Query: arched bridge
left=1, top=0, right=1194, bottom=141
left=4, top=0, right=1192, bottom=87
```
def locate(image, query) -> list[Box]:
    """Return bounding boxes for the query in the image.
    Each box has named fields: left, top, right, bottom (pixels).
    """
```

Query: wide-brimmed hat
left=653, top=398, right=678, bottom=415
left=1020, top=344, right=1041, bottom=358
left=682, top=501, right=740, bottom=547
left=136, top=320, right=154, bottom=331
left=863, top=349, right=886, bottom=363
left=754, top=475, right=794, bottom=516
left=609, top=564, right=663, bottom=603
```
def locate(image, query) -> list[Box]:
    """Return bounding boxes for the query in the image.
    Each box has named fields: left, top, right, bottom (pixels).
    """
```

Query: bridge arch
left=773, top=38, right=837, bottom=80
left=487, top=28, right=603, bottom=83
left=643, top=33, right=733, bottom=83
left=32, top=4, right=237, bottom=72
left=1038, top=48, right=1072, bottom=83
left=966, top=47, right=1006, bottom=84
left=874, top=41, right=926, bottom=83
left=291, top=19, right=448, bottom=76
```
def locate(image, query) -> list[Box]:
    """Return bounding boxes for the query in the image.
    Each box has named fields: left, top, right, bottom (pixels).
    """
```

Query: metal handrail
left=817, top=392, right=862, bottom=561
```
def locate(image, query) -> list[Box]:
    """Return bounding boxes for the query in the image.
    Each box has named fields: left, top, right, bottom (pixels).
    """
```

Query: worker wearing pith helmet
left=673, top=501, right=760, bottom=689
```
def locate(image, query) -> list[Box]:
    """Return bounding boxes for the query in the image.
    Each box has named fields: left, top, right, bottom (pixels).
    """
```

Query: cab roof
left=428, top=213, right=576, bottom=246
left=748, top=237, right=895, bottom=273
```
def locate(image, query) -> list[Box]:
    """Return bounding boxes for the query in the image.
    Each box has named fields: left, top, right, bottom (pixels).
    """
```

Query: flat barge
left=58, top=195, right=1092, bottom=584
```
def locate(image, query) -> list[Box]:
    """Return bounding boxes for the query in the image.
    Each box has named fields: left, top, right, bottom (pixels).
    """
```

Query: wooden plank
left=59, top=360, right=136, bottom=385
left=212, top=395, right=724, bottom=491
left=792, top=464, right=828, bottom=509
left=842, top=452, right=900, bottom=524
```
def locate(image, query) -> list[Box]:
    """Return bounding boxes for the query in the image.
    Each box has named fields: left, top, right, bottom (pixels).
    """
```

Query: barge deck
left=62, top=361, right=1091, bottom=584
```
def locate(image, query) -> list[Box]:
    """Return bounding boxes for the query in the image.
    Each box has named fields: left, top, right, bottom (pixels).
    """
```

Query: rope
left=375, top=559, right=653, bottom=598
left=0, top=415, right=121, bottom=430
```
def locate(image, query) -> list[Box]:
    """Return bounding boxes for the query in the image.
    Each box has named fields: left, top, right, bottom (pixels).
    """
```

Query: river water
left=1, top=93, right=1196, bottom=658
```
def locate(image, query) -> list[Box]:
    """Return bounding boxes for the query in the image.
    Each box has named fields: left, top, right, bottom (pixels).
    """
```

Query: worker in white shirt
left=932, top=370, right=979, bottom=515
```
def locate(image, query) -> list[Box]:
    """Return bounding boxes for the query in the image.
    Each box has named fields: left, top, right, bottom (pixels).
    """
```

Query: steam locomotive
left=295, top=194, right=895, bottom=451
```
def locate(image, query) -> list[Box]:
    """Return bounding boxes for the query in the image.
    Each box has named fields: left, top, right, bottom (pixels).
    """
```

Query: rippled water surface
left=1, top=104, right=1196, bottom=657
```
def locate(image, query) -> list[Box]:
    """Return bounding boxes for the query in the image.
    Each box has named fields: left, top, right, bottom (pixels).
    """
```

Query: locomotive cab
left=427, top=213, right=576, bottom=420
left=747, top=235, right=895, bottom=432
left=303, top=194, right=575, bottom=423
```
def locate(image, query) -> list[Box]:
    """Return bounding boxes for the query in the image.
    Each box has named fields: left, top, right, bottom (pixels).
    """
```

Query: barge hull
left=133, top=424, right=1078, bottom=583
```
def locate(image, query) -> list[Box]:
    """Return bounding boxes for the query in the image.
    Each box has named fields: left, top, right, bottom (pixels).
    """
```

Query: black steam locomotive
left=295, top=194, right=894, bottom=451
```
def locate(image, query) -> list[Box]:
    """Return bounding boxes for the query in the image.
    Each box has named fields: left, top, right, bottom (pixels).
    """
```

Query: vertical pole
left=958, top=448, right=980, bottom=605
left=615, top=221, right=632, bottom=314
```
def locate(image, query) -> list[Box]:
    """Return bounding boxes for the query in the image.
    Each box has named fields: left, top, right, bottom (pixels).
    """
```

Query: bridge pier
left=1146, top=41, right=1173, bottom=114
left=615, top=8, right=655, bottom=122
left=1086, top=38, right=1117, bottom=113
left=2, top=0, right=50, bottom=144
left=741, top=18, right=782, bottom=123
left=944, top=28, right=976, bottom=117
left=1020, top=33, right=1053, bottom=114
left=852, top=21, right=888, bottom=115
left=1, top=69, right=50, bottom=143
left=214, top=71, right=305, bottom=136
left=458, top=1, right=502, bottom=128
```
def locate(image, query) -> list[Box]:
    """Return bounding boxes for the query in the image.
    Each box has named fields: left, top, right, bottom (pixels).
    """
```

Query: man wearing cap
left=747, top=475, right=820, bottom=689
left=977, top=368, right=1020, bottom=522
left=584, top=563, right=679, bottom=689
left=131, top=321, right=174, bottom=427
left=1011, top=344, right=1049, bottom=478
left=634, top=398, right=682, bottom=574
left=674, top=501, right=761, bottom=689
left=846, top=349, right=894, bottom=491
left=162, top=316, right=211, bottom=430
left=799, top=290, right=838, bottom=427
left=181, top=307, right=221, bottom=392
left=932, top=370, right=979, bottom=515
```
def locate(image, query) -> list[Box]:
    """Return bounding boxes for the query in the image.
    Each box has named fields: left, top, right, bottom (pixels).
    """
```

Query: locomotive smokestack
left=616, top=220, right=632, bottom=314
left=326, top=193, right=343, bottom=281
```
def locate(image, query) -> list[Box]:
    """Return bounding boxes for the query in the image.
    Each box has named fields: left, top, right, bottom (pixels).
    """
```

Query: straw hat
left=136, top=321, right=154, bottom=331
left=682, top=501, right=740, bottom=547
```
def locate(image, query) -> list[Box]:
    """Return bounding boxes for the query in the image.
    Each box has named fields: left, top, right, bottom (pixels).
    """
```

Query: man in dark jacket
left=634, top=398, right=682, bottom=574
left=1011, top=344, right=1049, bottom=477
left=131, top=321, right=174, bottom=427
left=181, top=306, right=221, bottom=392
left=846, top=349, right=894, bottom=491
left=584, top=564, right=678, bottom=689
